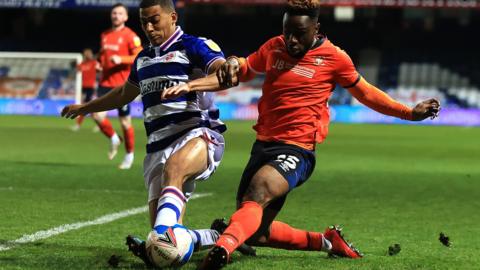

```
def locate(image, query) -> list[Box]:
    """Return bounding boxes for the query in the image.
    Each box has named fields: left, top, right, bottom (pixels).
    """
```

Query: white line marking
left=0, top=193, right=212, bottom=252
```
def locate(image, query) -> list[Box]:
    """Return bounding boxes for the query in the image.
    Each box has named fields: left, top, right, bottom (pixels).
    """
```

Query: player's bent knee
left=92, top=113, right=104, bottom=122
left=243, top=171, right=288, bottom=206
left=242, top=182, right=273, bottom=207
left=119, top=117, right=131, bottom=128
left=163, top=161, right=185, bottom=187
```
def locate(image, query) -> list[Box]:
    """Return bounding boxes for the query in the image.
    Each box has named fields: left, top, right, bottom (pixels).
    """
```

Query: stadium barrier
left=1, top=98, right=479, bottom=126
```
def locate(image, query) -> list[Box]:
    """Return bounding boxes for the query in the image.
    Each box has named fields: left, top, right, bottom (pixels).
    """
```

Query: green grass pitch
left=0, top=115, right=479, bottom=269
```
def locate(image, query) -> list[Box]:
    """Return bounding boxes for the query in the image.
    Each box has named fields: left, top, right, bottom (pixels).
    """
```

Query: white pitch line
left=0, top=193, right=212, bottom=252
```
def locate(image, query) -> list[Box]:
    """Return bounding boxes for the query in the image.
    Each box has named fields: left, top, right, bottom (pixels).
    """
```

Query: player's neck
left=112, top=24, right=125, bottom=31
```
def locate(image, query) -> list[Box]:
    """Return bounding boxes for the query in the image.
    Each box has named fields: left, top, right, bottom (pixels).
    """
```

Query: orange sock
left=97, top=118, right=115, bottom=138
left=216, top=201, right=263, bottom=254
left=123, top=126, right=135, bottom=153
left=266, top=221, right=323, bottom=251
left=76, top=115, right=85, bottom=126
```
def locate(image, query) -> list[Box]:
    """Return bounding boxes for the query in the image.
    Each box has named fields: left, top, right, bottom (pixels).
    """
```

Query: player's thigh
left=83, top=88, right=94, bottom=103
left=238, top=141, right=316, bottom=205
left=119, top=114, right=131, bottom=128
left=242, top=164, right=290, bottom=207
left=163, top=137, right=208, bottom=186
left=118, top=104, right=131, bottom=122
left=93, top=111, right=107, bottom=121
left=144, top=129, right=223, bottom=204
left=236, top=142, right=270, bottom=206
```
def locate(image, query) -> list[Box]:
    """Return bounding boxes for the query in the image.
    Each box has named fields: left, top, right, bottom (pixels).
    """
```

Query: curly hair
left=285, top=0, right=321, bottom=18
left=286, top=0, right=320, bottom=9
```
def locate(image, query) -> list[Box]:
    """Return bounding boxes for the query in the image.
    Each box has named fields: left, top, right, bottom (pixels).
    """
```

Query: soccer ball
left=145, top=224, right=194, bottom=268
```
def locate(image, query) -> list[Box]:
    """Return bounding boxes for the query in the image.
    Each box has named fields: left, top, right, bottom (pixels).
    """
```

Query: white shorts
left=143, top=127, right=225, bottom=203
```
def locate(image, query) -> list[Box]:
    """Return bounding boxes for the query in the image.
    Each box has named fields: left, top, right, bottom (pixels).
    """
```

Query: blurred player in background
left=71, top=48, right=98, bottom=132
left=61, top=0, right=253, bottom=266
left=93, top=3, right=143, bottom=169
left=162, top=0, right=441, bottom=268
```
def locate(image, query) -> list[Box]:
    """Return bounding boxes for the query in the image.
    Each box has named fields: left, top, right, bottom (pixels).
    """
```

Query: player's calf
left=211, top=218, right=257, bottom=256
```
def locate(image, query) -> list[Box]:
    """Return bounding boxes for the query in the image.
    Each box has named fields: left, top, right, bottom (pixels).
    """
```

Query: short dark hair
left=112, top=3, right=128, bottom=13
left=285, top=0, right=320, bottom=19
left=139, top=0, right=175, bottom=11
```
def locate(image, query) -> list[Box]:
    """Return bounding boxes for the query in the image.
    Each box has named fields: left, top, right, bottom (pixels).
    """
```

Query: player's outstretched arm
left=347, top=77, right=441, bottom=121
left=161, top=73, right=220, bottom=100
left=161, top=57, right=255, bottom=100
left=61, top=81, right=139, bottom=119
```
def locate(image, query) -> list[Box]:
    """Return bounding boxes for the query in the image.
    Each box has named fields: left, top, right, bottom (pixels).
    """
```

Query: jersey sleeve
left=127, top=55, right=140, bottom=87
left=128, top=32, right=142, bottom=53
left=333, top=48, right=361, bottom=88
left=246, top=37, right=276, bottom=74
left=191, top=38, right=225, bottom=73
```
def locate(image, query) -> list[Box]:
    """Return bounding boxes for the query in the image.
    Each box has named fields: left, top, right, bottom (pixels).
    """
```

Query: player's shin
left=264, top=221, right=331, bottom=252
left=76, top=115, right=85, bottom=126
left=97, top=118, right=116, bottom=138
left=153, top=186, right=187, bottom=230
left=188, top=229, right=220, bottom=251
left=215, top=201, right=263, bottom=255
left=123, top=126, right=135, bottom=153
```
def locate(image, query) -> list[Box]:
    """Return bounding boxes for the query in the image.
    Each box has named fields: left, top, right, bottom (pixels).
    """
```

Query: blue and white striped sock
left=154, top=186, right=186, bottom=229
left=188, top=229, right=220, bottom=251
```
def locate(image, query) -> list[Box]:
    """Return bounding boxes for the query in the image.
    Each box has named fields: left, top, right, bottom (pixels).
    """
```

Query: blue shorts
left=82, top=87, right=94, bottom=103
left=97, top=86, right=130, bottom=117
left=236, top=140, right=316, bottom=211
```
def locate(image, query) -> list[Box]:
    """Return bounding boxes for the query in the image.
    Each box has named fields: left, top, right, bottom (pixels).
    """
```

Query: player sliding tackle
left=162, top=0, right=440, bottom=268
left=61, top=0, right=253, bottom=267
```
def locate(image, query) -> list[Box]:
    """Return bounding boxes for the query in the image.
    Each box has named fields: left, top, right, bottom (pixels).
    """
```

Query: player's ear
left=315, top=22, right=320, bottom=34
left=171, top=11, right=178, bottom=25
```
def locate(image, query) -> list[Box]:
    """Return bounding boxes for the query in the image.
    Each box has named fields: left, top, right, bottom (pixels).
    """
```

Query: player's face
left=111, top=6, right=128, bottom=28
left=140, top=5, right=177, bottom=46
left=283, top=14, right=319, bottom=58
left=83, top=49, right=93, bottom=60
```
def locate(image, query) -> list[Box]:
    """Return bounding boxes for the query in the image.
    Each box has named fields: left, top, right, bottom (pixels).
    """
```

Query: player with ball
left=61, top=0, right=255, bottom=267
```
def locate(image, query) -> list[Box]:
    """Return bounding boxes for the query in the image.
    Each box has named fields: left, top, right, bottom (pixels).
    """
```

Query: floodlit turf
left=1, top=115, right=479, bottom=270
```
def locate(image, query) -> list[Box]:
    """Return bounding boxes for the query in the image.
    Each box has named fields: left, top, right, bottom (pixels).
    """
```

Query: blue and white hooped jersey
left=128, top=27, right=227, bottom=153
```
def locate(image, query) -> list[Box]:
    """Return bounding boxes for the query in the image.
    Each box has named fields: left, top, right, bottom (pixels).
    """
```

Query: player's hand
left=161, top=83, right=191, bottom=100
left=110, top=55, right=122, bottom=65
left=412, top=98, right=441, bottom=121
left=61, top=104, right=86, bottom=119
left=96, top=61, right=103, bottom=71
left=217, top=57, right=240, bottom=88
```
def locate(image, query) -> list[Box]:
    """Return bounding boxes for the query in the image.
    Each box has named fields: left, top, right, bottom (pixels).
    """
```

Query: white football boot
left=119, top=152, right=134, bottom=170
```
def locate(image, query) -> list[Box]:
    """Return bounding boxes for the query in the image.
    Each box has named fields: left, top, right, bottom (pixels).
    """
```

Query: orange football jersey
left=99, top=26, right=141, bottom=88
left=78, top=59, right=97, bottom=89
left=246, top=35, right=360, bottom=150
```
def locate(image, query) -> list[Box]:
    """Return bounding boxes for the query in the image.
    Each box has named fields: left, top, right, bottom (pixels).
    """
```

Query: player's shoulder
left=100, top=28, right=112, bottom=37
left=261, top=35, right=285, bottom=50
left=122, top=26, right=138, bottom=36
left=310, top=38, right=351, bottom=63
left=180, top=33, right=222, bottom=54
left=325, top=39, right=349, bottom=57
left=134, top=47, right=152, bottom=60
